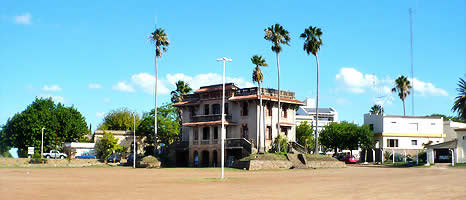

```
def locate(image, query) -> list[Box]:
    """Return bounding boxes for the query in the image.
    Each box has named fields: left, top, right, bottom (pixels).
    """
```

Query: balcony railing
left=192, top=114, right=232, bottom=122
left=235, top=87, right=296, bottom=99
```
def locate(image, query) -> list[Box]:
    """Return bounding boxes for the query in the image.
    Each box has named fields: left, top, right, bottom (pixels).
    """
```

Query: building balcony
left=235, top=87, right=296, bottom=99
left=192, top=114, right=232, bottom=122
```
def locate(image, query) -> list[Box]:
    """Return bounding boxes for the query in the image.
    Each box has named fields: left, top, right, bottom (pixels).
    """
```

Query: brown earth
left=1, top=166, right=465, bottom=200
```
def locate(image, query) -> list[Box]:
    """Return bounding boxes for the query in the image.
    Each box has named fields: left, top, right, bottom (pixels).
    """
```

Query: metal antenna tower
left=409, top=8, right=415, bottom=116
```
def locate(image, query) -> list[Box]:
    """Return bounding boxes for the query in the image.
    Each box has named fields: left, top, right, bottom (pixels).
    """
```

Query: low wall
left=307, top=161, right=346, bottom=169
left=0, top=158, right=104, bottom=167
left=233, top=160, right=292, bottom=170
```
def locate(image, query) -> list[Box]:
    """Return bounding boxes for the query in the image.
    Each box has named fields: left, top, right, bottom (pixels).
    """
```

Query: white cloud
left=88, top=83, right=102, bottom=89
left=335, top=68, right=376, bottom=93
left=410, top=78, right=448, bottom=96
left=131, top=73, right=170, bottom=95
left=103, top=98, right=111, bottom=103
left=39, top=94, right=65, bottom=104
left=96, top=112, right=106, bottom=117
left=42, top=84, right=62, bottom=92
left=112, top=82, right=134, bottom=92
left=14, top=13, right=31, bottom=24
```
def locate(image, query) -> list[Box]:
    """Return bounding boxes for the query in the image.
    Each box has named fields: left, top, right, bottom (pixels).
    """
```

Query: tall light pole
left=217, top=57, right=232, bottom=179
left=41, top=127, right=45, bottom=158
left=133, top=113, right=136, bottom=168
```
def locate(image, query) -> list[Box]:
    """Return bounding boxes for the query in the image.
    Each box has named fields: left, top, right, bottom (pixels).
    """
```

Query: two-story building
left=364, top=114, right=444, bottom=159
left=173, top=83, right=304, bottom=167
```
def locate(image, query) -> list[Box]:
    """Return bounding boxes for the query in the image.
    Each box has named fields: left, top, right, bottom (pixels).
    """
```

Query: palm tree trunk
left=314, top=54, right=320, bottom=155
left=276, top=53, right=281, bottom=153
left=258, top=83, right=264, bottom=153
left=402, top=99, right=406, bottom=116
left=154, top=55, right=158, bottom=155
left=263, top=95, right=266, bottom=153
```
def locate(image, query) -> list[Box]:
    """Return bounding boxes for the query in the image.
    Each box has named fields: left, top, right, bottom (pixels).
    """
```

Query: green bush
left=272, top=135, right=289, bottom=153
left=417, top=151, right=427, bottom=163
left=383, top=151, right=391, bottom=161
left=29, top=152, right=46, bottom=164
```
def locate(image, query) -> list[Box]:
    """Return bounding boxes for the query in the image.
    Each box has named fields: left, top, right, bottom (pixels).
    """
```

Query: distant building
left=63, top=142, right=95, bottom=157
left=426, top=121, right=466, bottom=164
left=173, top=83, right=304, bottom=167
left=296, top=98, right=338, bottom=132
left=93, top=130, right=145, bottom=153
left=364, top=114, right=444, bottom=157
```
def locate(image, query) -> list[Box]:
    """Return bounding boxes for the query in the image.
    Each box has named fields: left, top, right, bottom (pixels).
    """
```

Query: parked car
left=107, top=153, right=121, bottom=163
left=76, top=152, right=96, bottom=159
left=43, top=150, right=67, bottom=159
left=342, top=155, right=358, bottom=164
left=127, top=153, right=137, bottom=165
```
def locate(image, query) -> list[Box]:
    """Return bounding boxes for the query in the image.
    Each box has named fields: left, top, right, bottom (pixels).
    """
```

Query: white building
left=296, top=98, right=338, bottom=132
left=364, top=114, right=444, bottom=156
left=426, top=121, right=466, bottom=164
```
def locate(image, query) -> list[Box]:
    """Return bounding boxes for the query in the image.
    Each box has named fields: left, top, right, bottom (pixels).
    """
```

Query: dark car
left=107, top=153, right=121, bottom=163
left=127, top=153, right=136, bottom=165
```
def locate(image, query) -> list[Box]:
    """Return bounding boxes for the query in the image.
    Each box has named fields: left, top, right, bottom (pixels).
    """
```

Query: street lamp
left=133, top=113, right=136, bottom=168
left=41, top=127, right=45, bottom=158
left=217, top=57, right=232, bottom=179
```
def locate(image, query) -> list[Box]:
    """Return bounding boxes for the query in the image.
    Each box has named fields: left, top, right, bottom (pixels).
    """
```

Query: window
left=194, top=129, right=199, bottom=140
left=204, top=104, right=209, bottom=115
left=241, top=125, right=248, bottom=139
left=463, top=136, right=466, bottom=140
left=282, top=107, right=288, bottom=118
left=214, top=127, right=218, bottom=139
left=391, top=121, right=396, bottom=124
left=431, top=123, right=435, bottom=125
left=212, top=104, right=220, bottom=115
left=281, top=127, right=288, bottom=136
left=224, top=103, right=229, bottom=115
left=369, top=124, right=374, bottom=131
left=267, top=105, right=272, bottom=116
left=203, top=127, right=210, bottom=140
left=387, top=139, right=398, bottom=147
left=241, top=102, right=248, bottom=116
left=411, top=140, right=417, bottom=145
left=266, top=126, right=272, bottom=140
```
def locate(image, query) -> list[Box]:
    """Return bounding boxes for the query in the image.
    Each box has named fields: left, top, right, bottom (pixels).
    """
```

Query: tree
left=319, top=122, right=373, bottom=155
left=429, top=114, right=462, bottom=122
left=1, top=97, right=88, bottom=157
left=300, top=25, right=323, bottom=154
left=264, top=23, right=290, bottom=152
left=251, top=55, right=268, bottom=153
left=452, top=78, right=466, bottom=122
left=319, top=122, right=344, bottom=153
left=296, top=121, right=314, bottom=150
left=95, top=131, right=122, bottom=160
left=149, top=25, right=170, bottom=155
left=369, top=104, right=384, bottom=115
left=138, top=104, right=180, bottom=151
left=392, top=75, right=412, bottom=116
left=170, top=80, right=192, bottom=104
left=97, top=108, right=140, bottom=131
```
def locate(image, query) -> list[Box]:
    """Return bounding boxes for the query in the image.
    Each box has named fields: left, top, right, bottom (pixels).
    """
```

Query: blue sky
left=1, top=0, right=465, bottom=133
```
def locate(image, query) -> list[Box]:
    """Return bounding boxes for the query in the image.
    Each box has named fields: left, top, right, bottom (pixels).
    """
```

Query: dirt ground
left=1, top=166, right=465, bottom=200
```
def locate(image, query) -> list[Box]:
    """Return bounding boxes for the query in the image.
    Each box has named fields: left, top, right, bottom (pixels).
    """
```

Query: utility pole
left=217, top=57, right=232, bottom=179
left=133, top=113, right=136, bottom=168
left=41, top=127, right=45, bottom=158
left=409, top=8, right=415, bottom=116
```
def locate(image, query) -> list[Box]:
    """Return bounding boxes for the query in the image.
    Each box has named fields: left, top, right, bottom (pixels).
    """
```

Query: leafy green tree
left=1, top=97, right=88, bottom=157
left=452, top=78, right=466, bottom=121
left=369, top=104, right=384, bottom=115
left=429, top=114, right=462, bottom=122
left=149, top=26, right=170, bottom=155
left=95, top=131, right=121, bottom=160
left=138, top=104, right=180, bottom=148
left=392, top=75, right=412, bottom=116
left=319, top=122, right=373, bottom=154
left=272, top=134, right=289, bottom=153
left=251, top=55, right=268, bottom=153
left=296, top=121, right=314, bottom=150
left=97, top=108, right=140, bottom=131
left=300, top=25, right=323, bottom=154
left=264, top=23, right=290, bottom=152
left=170, top=80, right=192, bottom=104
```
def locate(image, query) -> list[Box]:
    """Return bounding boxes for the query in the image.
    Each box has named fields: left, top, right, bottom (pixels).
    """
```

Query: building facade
left=93, top=130, right=145, bottom=153
left=364, top=114, right=444, bottom=156
left=173, top=83, right=304, bottom=167
left=296, top=98, right=338, bottom=132
left=425, top=121, right=466, bottom=164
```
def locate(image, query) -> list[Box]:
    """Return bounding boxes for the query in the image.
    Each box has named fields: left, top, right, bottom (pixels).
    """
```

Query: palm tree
left=369, top=104, right=384, bottom=115
left=149, top=26, right=169, bottom=154
left=251, top=55, right=268, bottom=153
left=264, top=23, right=290, bottom=152
left=171, top=80, right=192, bottom=104
left=452, top=78, right=466, bottom=121
left=391, top=75, right=412, bottom=116
left=300, top=26, right=323, bottom=155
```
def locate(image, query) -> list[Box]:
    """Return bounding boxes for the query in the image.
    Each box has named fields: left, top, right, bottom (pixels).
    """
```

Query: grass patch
left=303, top=154, right=338, bottom=161
left=177, top=177, right=245, bottom=182
left=240, top=153, right=288, bottom=161
left=450, top=163, right=466, bottom=168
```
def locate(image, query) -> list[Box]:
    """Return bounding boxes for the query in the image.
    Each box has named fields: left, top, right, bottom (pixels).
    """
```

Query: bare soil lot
left=1, top=166, right=465, bottom=200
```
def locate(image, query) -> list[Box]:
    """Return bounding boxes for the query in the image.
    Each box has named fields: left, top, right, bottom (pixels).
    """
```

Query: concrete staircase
left=287, top=153, right=308, bottom=169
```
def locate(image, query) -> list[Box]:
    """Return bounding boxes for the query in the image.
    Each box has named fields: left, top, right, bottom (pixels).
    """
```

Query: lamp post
left=217, top=57, right=232, bottom=179
left=133, top=113, right=136, bottom=168
left=41, top=128, right=45, bottom=158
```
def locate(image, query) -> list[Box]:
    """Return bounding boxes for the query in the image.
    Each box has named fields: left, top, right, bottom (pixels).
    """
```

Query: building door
left=201, top=150, right=210, bottom=167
